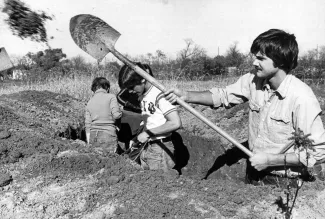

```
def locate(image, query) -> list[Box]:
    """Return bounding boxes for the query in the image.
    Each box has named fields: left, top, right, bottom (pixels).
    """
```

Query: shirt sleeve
left=293, top=96, right=325, bottom=167
left=209, top=73, right=252, bottom=108
left=156, top=92, right=177, bottom=116
left=110, top=95, right=122, bottom=120
left=85, top=105, right=91, bottom=134
left=117, top=88, right=127, bottom=106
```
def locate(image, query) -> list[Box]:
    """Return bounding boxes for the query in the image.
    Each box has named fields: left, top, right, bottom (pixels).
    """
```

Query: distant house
left=0, top=47, right=14, bottom=80
left=0, top=47, right=13, bottom=72
left=12, top=69, right=27, bottom=80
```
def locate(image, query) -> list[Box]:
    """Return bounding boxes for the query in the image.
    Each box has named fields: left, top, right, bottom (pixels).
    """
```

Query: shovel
left=69, top=14, right=254, bottom=157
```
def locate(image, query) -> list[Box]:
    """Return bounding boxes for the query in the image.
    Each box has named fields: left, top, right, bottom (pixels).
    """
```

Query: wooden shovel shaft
left=278, top=141, right=295, bottom=154
left=111, top=48, right=254, bottom=157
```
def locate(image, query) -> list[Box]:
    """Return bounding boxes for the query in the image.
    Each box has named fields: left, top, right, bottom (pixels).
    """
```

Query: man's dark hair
left=91, top=77, right=110, bottom=92
left=250, top=29, right=299, bottom=73
left=118, top=62, right=153, bottom=89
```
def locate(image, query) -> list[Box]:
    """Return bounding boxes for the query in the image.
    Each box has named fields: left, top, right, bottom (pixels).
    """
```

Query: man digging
left=165, top=29, right=325, bottom=186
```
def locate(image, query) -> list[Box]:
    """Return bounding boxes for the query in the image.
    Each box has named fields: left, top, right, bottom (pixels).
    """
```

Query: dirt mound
left=0, top=90, right=325, bottom=218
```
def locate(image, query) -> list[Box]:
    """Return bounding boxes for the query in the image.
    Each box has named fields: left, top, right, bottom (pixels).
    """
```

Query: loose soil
left=0, top=89, right=325, bottom=219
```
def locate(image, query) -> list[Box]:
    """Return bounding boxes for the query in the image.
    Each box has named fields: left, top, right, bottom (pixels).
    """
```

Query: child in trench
left=115, top=63, right=151, bottom=151
left=85, top=77, right=123, bottom=155
left=119, top=62, right=182, bottom=173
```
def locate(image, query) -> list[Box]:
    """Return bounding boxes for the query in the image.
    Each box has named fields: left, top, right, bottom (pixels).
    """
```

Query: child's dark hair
left=91, top=77, right=110, bottom=92
left=250, top=29, right=298, bottom=73
left=118, top=62, right=153, bottom=89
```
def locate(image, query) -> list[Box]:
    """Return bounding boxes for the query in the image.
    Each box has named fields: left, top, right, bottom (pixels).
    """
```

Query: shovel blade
left=70, top=14, right=121, bottom=62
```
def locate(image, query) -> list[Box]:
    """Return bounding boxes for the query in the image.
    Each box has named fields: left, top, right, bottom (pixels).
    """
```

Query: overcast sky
left=1, top=0, right=325, bottom=63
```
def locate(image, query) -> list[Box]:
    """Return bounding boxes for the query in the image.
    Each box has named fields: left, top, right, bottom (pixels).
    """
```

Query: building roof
left=0, top=47, right=14, bottom=72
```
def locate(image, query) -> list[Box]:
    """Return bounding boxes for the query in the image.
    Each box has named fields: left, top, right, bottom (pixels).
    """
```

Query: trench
left=58, top=121, right=246, bottom=182
left=58, top=123, right=87, bottom=142
left=1, top=91, right=324, bottom=218
left=175, top=131, right=247, bottom=182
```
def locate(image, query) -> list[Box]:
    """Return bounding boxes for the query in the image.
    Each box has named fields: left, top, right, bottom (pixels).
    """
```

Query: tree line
left=6, top=40, right=325, bottom=82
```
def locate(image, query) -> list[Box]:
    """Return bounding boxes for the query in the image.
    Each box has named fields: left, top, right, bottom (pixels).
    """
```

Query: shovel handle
left=277, top=141, right=295, bottom=154
left=111, top=48, right=254, bottom=157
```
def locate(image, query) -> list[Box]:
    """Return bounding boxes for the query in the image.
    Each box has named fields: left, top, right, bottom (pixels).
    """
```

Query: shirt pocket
left=268, top=114, right=291, bottom=144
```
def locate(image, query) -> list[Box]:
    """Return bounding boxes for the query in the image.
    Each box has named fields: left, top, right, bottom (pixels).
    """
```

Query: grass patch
left=1, top=70, right=323, bottom=110
left=0, top=71, right=239, bottom=102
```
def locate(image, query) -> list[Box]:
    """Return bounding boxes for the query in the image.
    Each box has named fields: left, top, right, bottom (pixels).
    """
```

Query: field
left=1, top=73, right=325, bottom=219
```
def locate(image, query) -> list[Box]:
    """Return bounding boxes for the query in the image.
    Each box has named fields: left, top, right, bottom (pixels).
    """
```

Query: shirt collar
left=94, top=88, right=108, bottom=94
left=262, top=80, right=270, bottom=91
left=275, top=74, right=292, bottom=99
left=262, top=75, right=292, bottom=99
left=143, top=84, right=153, bottom=96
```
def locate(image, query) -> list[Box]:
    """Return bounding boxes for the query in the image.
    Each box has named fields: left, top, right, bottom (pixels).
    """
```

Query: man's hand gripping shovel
left=69, top=14, right=254, bottom=158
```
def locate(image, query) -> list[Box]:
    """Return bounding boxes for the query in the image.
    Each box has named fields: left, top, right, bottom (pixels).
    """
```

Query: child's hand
left=137, top=131, right=150, bottom=143
left=164, top=88, right=188, bottom=104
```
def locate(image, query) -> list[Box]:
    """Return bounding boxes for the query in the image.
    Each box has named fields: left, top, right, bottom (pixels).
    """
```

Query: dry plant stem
left=284, top=153, right=291, bottom=219
left=281, top=129, right=314, bottom=219
left=289, top=181, right=303, bottom=215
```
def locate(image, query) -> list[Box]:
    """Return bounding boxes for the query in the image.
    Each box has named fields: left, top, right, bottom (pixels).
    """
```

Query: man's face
left=253, top=52, right=279, bottom=78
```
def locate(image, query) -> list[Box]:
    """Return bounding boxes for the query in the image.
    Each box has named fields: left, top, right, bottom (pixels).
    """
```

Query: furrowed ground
left=0, top=77, right=325, bottom=219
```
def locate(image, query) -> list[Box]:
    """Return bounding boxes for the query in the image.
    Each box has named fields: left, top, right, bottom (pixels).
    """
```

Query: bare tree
left=238, top=52, right=255, bottom=75
left=146, top=53, right=153, bottom=64
left=155, top=50, right=166, bottom=64
left=175, top=39, right=207, bottom=79
left=225, top=41, right=244, bottom=68
left=71, top=55, right=87, bottom=70
left=319, top=46, right=325, bottom=61
left=178, top=38, right=206, bottom=61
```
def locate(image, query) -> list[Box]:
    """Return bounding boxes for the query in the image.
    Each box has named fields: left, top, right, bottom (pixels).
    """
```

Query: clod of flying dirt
left=0, top=130, right=11, bottom=139
left=0, top=172, right=13, bottom=187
